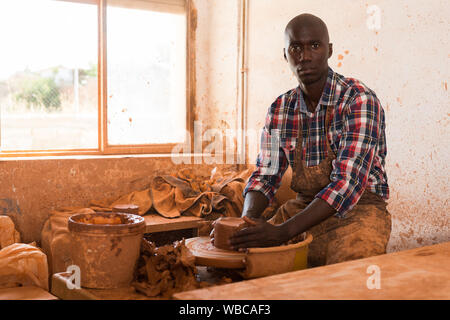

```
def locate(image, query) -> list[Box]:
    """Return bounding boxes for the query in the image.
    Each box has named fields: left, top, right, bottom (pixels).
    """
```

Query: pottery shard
left=213, top=217, right=248, bottom=251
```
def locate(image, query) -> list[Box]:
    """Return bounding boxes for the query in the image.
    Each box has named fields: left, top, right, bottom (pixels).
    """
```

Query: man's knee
left=326, top=231, right=388, bottom=265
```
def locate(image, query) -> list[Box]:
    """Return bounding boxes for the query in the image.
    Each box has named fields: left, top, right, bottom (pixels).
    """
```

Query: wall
left=245, top=0, right=449, bottom=252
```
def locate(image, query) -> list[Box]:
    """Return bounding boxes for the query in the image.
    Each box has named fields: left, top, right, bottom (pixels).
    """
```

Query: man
left=228, top=13, right=391, bottom=267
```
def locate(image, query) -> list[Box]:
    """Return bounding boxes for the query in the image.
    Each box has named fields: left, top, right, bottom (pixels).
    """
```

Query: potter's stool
left=143, top=213, right=206, bottom=246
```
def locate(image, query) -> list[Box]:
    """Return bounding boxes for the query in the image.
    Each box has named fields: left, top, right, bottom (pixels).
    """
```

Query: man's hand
left=229, top=216, right=288, bottom=250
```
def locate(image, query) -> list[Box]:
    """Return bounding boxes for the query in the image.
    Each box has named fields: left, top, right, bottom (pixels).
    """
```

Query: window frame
left=0, top=0, right=194, bottom=158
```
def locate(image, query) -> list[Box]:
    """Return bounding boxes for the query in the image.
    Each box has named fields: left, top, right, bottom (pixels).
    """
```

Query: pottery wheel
left=185, top=237, right=246, bottom=269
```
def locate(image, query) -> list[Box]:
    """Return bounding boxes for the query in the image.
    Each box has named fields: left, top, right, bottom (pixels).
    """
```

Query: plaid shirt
left=244, top=68, right=389, bottom=216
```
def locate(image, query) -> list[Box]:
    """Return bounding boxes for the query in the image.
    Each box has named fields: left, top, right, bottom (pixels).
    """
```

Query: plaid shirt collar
left=295, top=67, right=340, bottom=114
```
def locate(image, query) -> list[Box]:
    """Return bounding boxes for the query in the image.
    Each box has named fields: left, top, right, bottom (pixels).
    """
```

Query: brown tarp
left=0, top=216, right=21, bottom=249
left=0, top=243, right=49, bottom=291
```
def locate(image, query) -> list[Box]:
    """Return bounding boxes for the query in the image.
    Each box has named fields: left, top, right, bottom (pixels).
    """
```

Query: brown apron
left=268, top=104, right=391, bottom=267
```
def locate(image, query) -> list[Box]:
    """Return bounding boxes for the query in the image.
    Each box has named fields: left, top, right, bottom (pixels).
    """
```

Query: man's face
left=284, top=25, right=332, bottom=86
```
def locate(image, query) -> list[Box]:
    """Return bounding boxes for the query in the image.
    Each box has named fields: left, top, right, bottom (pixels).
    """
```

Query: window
left=106, top=1, right=186, bottom=145
left=0, top=0, right=190, bottom=156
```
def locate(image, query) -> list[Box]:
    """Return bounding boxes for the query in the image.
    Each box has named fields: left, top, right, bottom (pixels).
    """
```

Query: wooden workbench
left=51, top=272, right=154, bottom=300
left=143, top=213, right=204, bottom=233
left=143, top=213, right=209, bottom=246
left=0, top=286, right=58, bottom=300
left=50, top=267, right=240, bottom=300
left=173, top=242, right=450, bottom=300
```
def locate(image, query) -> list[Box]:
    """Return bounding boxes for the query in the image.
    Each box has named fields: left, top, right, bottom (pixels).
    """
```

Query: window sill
left=0, top=153, right=242, bottom=163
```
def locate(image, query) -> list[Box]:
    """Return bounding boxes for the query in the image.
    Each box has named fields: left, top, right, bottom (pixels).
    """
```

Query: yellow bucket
left=240, top=232, right=313, bottom=279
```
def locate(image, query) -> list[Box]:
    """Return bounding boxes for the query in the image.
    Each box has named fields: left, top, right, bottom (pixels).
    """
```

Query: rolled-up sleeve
left=316, top=92, right=382, bottom=215
left=243, top=101, right=289, bottom=204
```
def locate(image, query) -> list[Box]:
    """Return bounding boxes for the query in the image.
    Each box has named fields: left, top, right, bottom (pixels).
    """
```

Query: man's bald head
left=285, top=14, right=330, bottom=45
left=283, top=14, right=332, bottom=86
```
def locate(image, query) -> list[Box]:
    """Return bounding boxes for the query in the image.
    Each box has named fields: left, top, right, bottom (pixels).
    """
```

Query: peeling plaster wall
left=245, top=0, right=449, bottom=252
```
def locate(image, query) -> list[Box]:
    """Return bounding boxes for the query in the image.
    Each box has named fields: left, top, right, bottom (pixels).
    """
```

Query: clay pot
left=68, top=212, right=145, bottom=289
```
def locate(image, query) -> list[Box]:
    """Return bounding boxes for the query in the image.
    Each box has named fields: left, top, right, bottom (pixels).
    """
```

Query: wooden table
left=51, top=272, right=154, bottom=300
left=143, top=213, right=208, bottom=246
left=50, top=267, right=237, bottom=300
left=173, top=242, right=450, bottom=300
left=143, top=213, right=204, bottom=233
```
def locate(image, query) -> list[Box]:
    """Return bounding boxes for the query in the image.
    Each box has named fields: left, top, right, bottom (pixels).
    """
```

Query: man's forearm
left=241, top=191, right=269, bottom=219
left=280, top=197, right=336, bottom=240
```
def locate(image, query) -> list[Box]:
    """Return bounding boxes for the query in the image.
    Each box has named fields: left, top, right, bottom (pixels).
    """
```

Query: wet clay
left=70, top=212, right=144, bottom=232
left=132, top=239, right=235, bottom=299
left=77, top=215, right=122, bottom=225
left=132, top=239, right=208, bottom=299
left=213, top=217, right=248, bottom=251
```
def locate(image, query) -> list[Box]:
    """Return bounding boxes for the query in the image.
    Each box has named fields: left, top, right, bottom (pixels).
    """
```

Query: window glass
left=0, top=0, right=98, bottom=151
left=106, top=3, right=186, bottom=145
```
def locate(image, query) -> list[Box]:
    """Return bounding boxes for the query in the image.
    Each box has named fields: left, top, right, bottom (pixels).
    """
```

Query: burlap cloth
left=0, top=243, right=49, bottom=291
left=0, top=216, right=49, bottom=291
left=0, top=215, right=21, bottom=250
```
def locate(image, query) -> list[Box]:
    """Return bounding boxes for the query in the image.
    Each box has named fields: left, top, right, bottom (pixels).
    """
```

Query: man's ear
left=328, top=43, right=333, bottom=58
left=283, top=48, right=287, bottom=61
